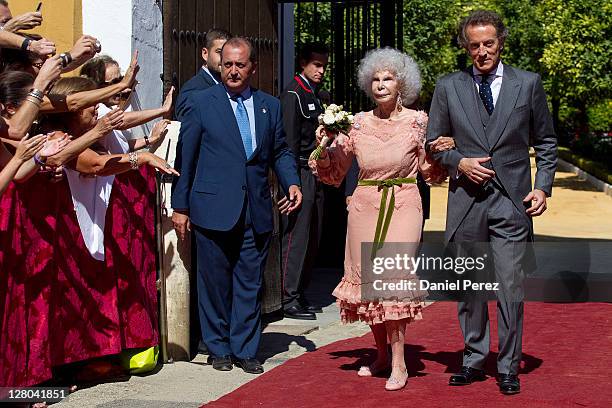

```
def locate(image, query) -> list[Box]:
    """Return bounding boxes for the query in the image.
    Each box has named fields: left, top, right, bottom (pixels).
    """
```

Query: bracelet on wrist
left=28, top=88, right=44, bottom=101
left=59, top=52, right=73, bottom=68
left=28, top=93, right=43, bottom=102
left=21, top=38, right=32, bottom=51
left=128, top=151, right=139, bottom=169
left=25, top=97, right=42, bottom=107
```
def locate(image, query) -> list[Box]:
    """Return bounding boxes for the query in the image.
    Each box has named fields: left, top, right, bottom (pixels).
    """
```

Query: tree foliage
left=537, top=0, right=611, bottom=131
left=293, top=1, right=611, bottom=131
left=402, top=0, right=459, bottom=105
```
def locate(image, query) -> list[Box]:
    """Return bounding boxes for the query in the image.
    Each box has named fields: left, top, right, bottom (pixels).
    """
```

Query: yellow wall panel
left=9, top=0, right=82, bottom=55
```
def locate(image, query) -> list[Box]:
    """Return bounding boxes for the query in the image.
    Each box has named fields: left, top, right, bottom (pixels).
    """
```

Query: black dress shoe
left=303, top=304, right=323, bottom=313
left=497, top=373, right=520, bottom=395
left=283, top=305, right=316, bottom=320
left=208, top=355, right=233, bottom=371
left=234, top=358, right=264, bottom=374
left=299, top=298, right=323, bottom=313
left=449, top=366, right=486, bottom=386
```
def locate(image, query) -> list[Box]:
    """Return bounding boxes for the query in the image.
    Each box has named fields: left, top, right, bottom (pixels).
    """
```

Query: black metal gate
left=294, top=0, right=404, bottom=113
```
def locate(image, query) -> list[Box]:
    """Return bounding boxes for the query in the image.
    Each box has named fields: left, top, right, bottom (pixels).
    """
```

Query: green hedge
left=558, top=147, right=612, bottom=185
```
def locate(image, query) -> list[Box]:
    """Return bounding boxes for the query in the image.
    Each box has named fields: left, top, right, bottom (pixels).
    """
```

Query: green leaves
left=293, top=0, right=610, bottom=131
left=402, top=0, right=460, bottom=104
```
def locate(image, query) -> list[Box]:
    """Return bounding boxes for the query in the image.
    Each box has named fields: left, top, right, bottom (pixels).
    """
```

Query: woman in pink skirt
left=310, top=47, right=451, bottom=391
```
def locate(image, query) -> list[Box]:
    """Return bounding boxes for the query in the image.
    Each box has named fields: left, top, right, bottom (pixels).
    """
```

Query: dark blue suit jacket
left=173, top=69, right=218, bottom=176
left=175, top=68, right=218, bottom=121
left=171, top=84, right=300, bottom=234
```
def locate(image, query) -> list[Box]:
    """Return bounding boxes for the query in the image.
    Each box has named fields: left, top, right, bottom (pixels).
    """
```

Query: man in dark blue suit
left=174, top=28, right=231, bottom=121
left=173, top=28, right=231, bottom=357
left=172, top=37, right=302, bottom=375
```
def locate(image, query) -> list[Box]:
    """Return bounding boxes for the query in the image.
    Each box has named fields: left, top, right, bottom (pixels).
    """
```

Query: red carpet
left=204, top=302, right=612, bottom=407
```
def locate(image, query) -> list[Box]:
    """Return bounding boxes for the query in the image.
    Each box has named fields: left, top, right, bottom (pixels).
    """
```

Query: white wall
left=82, top=0, right=164, bottom=136
left=82, top=0, right=133, bottom=70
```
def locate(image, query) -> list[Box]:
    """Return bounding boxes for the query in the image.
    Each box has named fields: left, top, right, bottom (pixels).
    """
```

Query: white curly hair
left=357, top=47, right=422, bottom=106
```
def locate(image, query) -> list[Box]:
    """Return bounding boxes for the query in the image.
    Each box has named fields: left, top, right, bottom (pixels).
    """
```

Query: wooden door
left=163, top=0, right=279, bottom=96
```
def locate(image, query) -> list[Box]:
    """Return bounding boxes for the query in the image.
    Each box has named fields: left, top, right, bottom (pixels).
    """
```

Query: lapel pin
left=262, top=108, right=267, bottom=114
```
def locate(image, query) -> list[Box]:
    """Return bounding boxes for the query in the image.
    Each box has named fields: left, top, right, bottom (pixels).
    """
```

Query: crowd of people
left=0, top=0, right=177, bottom=397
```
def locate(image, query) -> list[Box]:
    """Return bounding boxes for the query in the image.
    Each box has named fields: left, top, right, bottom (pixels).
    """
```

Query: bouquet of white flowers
left=309, top=104, right=354, bottom=161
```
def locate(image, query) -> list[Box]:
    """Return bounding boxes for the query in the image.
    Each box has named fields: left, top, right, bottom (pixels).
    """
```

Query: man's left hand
left=278, top=185, right=302, bottom=214
left=523, top=189, right=547, bottom=217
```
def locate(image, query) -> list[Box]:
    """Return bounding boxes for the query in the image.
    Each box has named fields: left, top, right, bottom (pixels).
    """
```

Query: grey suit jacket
left=426, top=64, right=557, bottom=242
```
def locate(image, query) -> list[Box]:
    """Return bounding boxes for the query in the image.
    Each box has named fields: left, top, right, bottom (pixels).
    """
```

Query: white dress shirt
left=225, top=86, right=257, bottom=153
left=473, top=61, right=504, bottom=107
left=202, top=66, right=219, bottom=84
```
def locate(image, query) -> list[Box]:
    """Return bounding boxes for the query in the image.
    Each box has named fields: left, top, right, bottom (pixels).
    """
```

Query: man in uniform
left=279, top=42, right=329, bottom=320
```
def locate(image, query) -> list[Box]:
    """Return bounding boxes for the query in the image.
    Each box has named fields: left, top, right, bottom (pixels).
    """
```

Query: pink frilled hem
left=332, top=276, right=426, bottom=326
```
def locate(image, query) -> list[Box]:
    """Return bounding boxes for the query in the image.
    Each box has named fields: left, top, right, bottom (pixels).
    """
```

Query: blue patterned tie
left=478, top=74, right=495, bottom=115
left=234, top=95, right=253, bottom=157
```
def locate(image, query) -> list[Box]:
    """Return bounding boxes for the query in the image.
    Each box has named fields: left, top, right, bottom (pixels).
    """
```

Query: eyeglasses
left=102, top=76, right=124, bottom=87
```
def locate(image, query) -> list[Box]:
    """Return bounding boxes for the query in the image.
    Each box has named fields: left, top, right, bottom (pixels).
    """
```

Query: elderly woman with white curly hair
left=310, top=47, right=452, bottom=391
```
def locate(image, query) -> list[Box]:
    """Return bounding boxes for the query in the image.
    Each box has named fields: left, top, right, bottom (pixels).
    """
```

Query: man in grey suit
left=426, top=10, right=557, bottom=395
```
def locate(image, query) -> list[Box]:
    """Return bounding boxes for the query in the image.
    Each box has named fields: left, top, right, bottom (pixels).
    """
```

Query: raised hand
left=161, top=87, right=175, bottom=115
left=39, top=132, right=70, bottom=158
left=95, top=108, right=125, bottom=134
left=3, top=12, right=43, bottom=32
left=69, top=35, right=99, bottom=65
left=149, top=119, right=170, bottom=145
left=121, top=51, right=140, bottom=90
left=28, top=38, right=56, bottom=57
left=15, top=134, right=47, bottom=162
left=34, top=55, right=62, bottom=90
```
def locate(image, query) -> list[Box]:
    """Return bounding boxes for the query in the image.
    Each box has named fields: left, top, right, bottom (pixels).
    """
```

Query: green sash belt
left=358, top=177, right=417, bottom=260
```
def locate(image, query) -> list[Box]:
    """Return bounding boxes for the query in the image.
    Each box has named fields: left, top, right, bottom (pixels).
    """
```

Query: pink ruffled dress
left=310, top=110, right=446, bottom=325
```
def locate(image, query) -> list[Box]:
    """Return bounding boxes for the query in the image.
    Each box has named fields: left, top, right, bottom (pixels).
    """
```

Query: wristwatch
left=21, top=38, right=32, bottom=51
left=59, top=52, right=73, bottom=68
